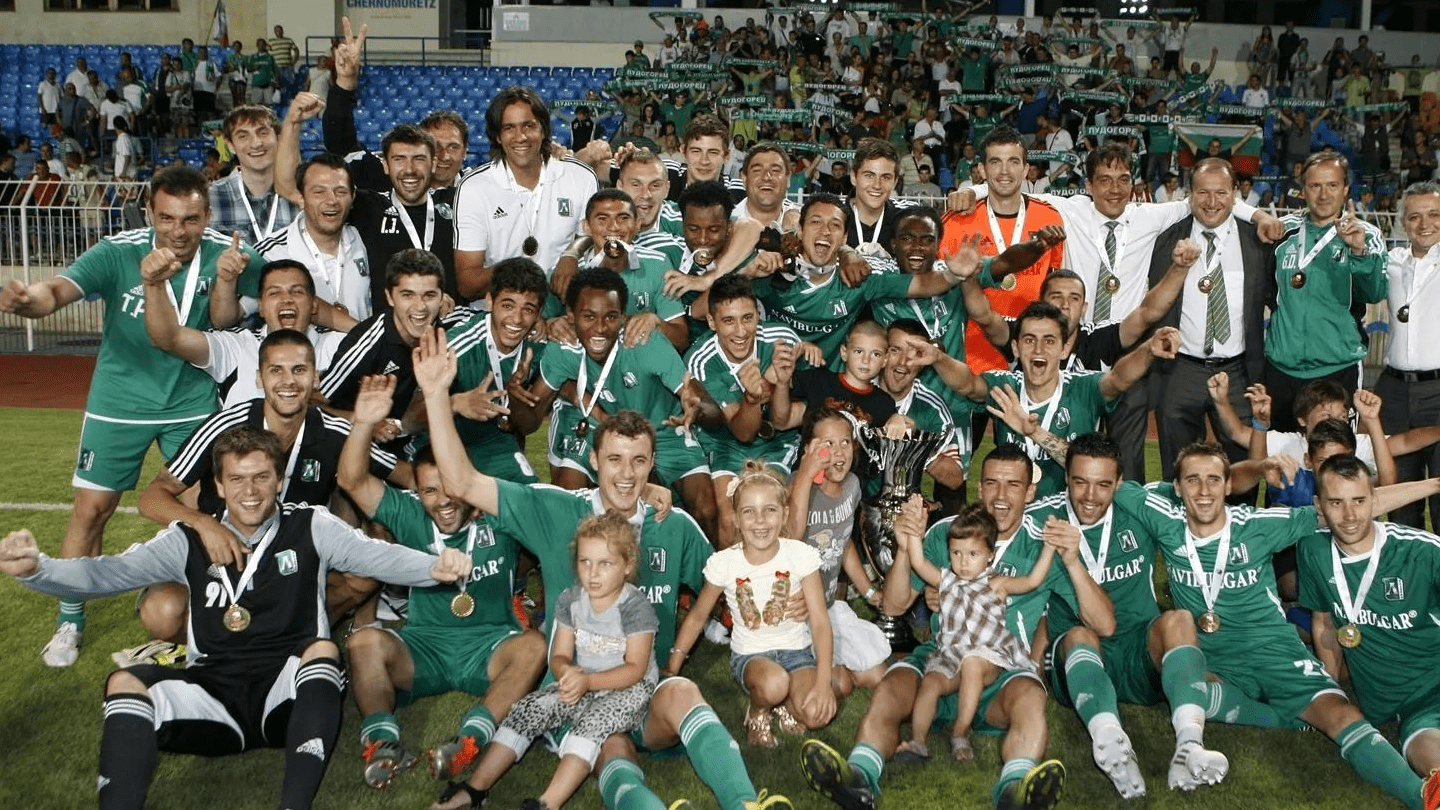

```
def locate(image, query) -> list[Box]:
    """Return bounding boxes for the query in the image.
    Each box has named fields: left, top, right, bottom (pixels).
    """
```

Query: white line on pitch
left=0, top=502, right=140, bottom=514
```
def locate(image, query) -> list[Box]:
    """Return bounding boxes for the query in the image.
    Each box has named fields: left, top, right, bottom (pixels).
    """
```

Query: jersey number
left=1292, top=659, right=1325, bottom=678
left=380, top=217, right=400, bottom=234
left=203, top=581, right=225, bottom=608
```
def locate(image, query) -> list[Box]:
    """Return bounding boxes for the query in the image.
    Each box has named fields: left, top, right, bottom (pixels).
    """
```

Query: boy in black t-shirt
left=771, top=320, right=909, bottom=436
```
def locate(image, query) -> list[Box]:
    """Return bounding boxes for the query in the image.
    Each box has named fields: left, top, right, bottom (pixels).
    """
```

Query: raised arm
left=985, top=224, right=1067, bottom=284
left=337, top=374, right=394, bottom=517
left=960, top=276, right=1011, bottom=348
left=1205, top=372, right=1253, bottom=447
left=275, top=91, right=325, bottom=207
left=141, top=246, right=211, bottom=366
left=1120, top=237, right=1196, bottom=347
left=414, top=327, right=500, bottom=515
left=1354, top=389, right=1396, bottom=486
left=1099, top=325, right=1177, bottom=400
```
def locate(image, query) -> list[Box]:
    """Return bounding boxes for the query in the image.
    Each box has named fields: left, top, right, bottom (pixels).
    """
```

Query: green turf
left=0, top=406, right=1413, bottom=809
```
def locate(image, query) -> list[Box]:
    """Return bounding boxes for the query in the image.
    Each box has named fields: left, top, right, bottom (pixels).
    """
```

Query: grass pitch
left=0, top=406, right=1409, bottom=809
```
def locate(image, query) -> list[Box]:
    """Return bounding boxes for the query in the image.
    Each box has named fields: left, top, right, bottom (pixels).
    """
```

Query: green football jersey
left=982, top=370, right=1118, bottom=497
left=656, top=199, right=684, bottom=238
left=539, top=331, right=687, bottom=427
left=1027, top=493, right=1160, bottom=642
left=605, top=246, right=685, bottom=322
left=897, top=379, right=970, bottom=467
left=61, top=227, right=263, bottom=420
left=1298, top=523, right=1440, bottom=726
left=636, top=222, right=686, bottom=270
left=374, top=485, right=519, bottom=631
left=755, top=257, right=913, bottom=365
left=447, top=312, right=536, bottom=448
left=870, top=265, right=969, bottom=363
left=491, top=480, right=711, bottom=654
left=1114, top=481, right=1318, bottom=653
left=685, top=322, right=803, bottom=459
left=914, top=510, right=1080, bottom=655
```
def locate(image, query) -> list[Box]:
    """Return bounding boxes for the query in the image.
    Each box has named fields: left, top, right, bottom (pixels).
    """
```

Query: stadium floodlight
left=1119, top=0, right=1149, bottom=16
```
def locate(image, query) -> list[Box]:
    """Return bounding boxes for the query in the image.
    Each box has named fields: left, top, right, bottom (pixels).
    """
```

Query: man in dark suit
left=1147, top=157, right=1276, bottom=479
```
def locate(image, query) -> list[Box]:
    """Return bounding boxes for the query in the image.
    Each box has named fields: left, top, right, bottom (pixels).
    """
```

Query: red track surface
left=0, top=354, right=94, bottom=409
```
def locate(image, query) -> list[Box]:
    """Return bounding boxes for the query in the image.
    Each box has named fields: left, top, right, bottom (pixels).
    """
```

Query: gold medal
left=1337, top=623, right=1362, bottom=648
left=1289, top=271, right=1307, bottom=289
left=693, top=248, right=714, bottom=268
left=1197, top=275, right=1214, bottom=294
left=603, top=238, right=625, bottom=259
left=1198, top=610, right=1221, bottom=634
left=450, top=592, right=475, bottom=618
left=1397, top=305, right=1410, bottom=324
left=497, top=415, right=512, bottom=432
left=757, top=419, right=776, bottom=440
left=1104, top=276, right=1121, bottom=293
left=223, top=603, right=251, bottom=633
left=574, top=419, right=589, bottom=440
left=1001, top=273, right=1018, bottom=291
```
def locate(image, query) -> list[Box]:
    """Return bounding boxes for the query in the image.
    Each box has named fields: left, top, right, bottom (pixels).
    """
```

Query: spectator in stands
left=1155, top=171, right=1186, bottom=203
left=1343, top=63, right=1372, bottom=109
left=11, top=135, right=38, bottom=181
left=165, top=58, right=194, bottom=139
left=51, top=124, right=82, bottom=166
left=179, top=37, right=197, bottom=72
left=80, top=70, right=109, bottom=112
left=0, top=155, right=17, bottom=205
left=1248, top=27, right=1276, bottom=86
left=1159, top=14, right=1193, bottom=78
left=1351, top=34, right=1375, bottom=73
left=151, top=55, right=173, bottom=138
left=225, top=41, right=249, bottom=109
left=38, top=143, right=63, bottom=178
left=899, top=138, right=933, bottom=189
left=909, top=163, right=943, bottom=201
left=98, top=89, right=133, bottom=152
left=247, top=39, right=279, bottom=105
left=1322, top=37, right=1351, bottom=97
left=64, top=57, right=88, bottom=99
left=112, top=117, right=139, bottom=180
left=1403, top=130, right=1439, bottom=187
left=1235, top=176, right=1260, bottom=206
left=37, top=68, right=61, bottom=128
left=1277, top=21, right=1301, bottom=86
left=269, top=25, right=300, bottom=90
left=57, top=82, right=97, bottom=157
left=1241, top=74, right=1270, bottom=110
left=192, top=46, right=221, bottom=120
left=118, top=67, right=152, bottom=138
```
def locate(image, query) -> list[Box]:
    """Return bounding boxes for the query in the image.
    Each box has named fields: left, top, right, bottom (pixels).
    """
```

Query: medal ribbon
left=1182, top=519, right=1232, bottom=617
left=236, top=174, right=281, bottom=243
left=576, top=339, right=621, bottom=419
left=432, top=520, right=478, bottom=593
left=985, top=197, right=1028, bottom=252
left=298, top=218, right=354, bottom=306
left=1018, top=377, right=1065, bottom=462
left=503, top=159, right=548, bottom=255
left=153, top=233, right=204, bottom=325
left=1329, top=522, right=1386, bottom=625
left=217, top=516, right=281, bottom=608
left=852, top=203, right=885, bottom=251
left=391, top=191, right=435, bottom=252
left=1296, top=220, right=1338, bottom=271
left=1065, top=500, right=1113, bottom=582
left=484, top=316, right=518, bottom=414
left=263, top=415, right=307, bottom=502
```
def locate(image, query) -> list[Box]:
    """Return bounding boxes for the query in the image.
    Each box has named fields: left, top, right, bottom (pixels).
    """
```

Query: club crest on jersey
left=831, top=300, right=848, bottom=317
left=436, top=203, right=454, bottom=219
left=197, top=277, right=212, bottom=296
left=78, top=448, right=95, bottom=471
left=636, top=292, right=651, bottom=309
left=623, top=371, right=638, bottom=388
left=356, top=257, right=369, bottom=278
left=276, top=549, right=299, bottom=576
left=1053, top=407, right=1071, bottom=433
left=649, top=547, right=667, bottom=572
left=476, top=525, right=496, bottom=548
left=300, top=459, right=321, bottom=482
left=1228, top=544, right=1250, bottom=567
left=558, top=197, right=572, bottom=217
left=1384, top=576, right=1406, bottom=601
left=1118, top=529, right=1138, bottom=553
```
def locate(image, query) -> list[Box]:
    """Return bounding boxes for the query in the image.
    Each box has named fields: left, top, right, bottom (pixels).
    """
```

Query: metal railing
left=0, top=180, right=147, bottom=354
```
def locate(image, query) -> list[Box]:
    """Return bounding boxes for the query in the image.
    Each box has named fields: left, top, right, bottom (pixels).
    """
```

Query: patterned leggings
left=494, top=678, right=657, bottom=767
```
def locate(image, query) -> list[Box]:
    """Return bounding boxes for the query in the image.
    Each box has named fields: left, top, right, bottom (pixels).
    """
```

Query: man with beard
left=1299, top=455, right=1440, bottom=792
left=208, top=105, right=298, bottom=245
left=339, top=375, right=548, bottom=791
left=1031, top=433, right=1229, bottom=798
left=145, top=259, right=347, bottom=408
left=131, top=329, right=405, bottom=649
left=442, top=258, right=549, bottom=483
left=918, top=303, right=1180, bottom=497
left=325, top=20, right=471, bottom=193
left=254, top=154, right=371, bottom=320
left=1113, top=443, right=1440, bottom=810
left=0, top=167, right=264, bottom=667
left=414, top=335, right=782, bottom=810
left=1378, top=182, right=1440, bottom=529
left=801, top=443, right=1114, bottom=810
left=279, top=91, right=462, bottom=309
left=0, top=427, right=472, bottom=810
left=877, top=319, right=968, bottom=494
left=733, top=143, right=800, bottom=231
left=509, top=269, right=720, bottom=541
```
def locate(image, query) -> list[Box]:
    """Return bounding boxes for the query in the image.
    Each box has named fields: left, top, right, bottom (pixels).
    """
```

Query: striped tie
left=1095, top=220, right=1119, bottom=322
left=1202, top=230, right=1231, bottom=354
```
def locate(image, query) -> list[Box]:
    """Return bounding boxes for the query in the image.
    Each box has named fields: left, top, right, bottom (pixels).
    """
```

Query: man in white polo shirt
left=1379, top=181, right=1440, bottom=530
left=731, top=142, right=800, bottom=231
left=453, top=86, right=598, bottom=311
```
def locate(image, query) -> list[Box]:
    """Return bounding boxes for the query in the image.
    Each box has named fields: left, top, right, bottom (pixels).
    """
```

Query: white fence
left=0, top=180, right=146, bottom=354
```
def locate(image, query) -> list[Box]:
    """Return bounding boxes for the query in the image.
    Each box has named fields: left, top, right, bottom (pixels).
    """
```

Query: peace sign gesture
left=335, top=17, right=368, bottom=85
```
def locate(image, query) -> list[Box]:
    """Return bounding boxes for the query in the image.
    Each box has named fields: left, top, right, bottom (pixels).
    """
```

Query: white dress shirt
left=1385, top=245, right=1440, bottom=371
left=1177, top=217, right=1246, bottom=358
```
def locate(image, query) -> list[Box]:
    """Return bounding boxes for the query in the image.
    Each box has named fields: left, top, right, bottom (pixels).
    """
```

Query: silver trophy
left=856, top=425, right=949, bottom=652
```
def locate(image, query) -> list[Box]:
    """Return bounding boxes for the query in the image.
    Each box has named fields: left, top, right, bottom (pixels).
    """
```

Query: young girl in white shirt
left=666, top=463, right=836, bottom=748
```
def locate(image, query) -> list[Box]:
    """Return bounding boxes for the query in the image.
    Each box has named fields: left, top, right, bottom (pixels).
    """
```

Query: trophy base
left=874, top=613, right=918, bottom=654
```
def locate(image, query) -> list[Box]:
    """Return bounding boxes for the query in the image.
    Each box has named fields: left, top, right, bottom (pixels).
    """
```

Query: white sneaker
left=1167, top=741, right=1229, bottom=791
left=42, top=622, right=82, bottom=667
left=703, top=619, right=731, bottom=646
left=1092, top=721, right=1146, bottom=798
left=112, top=640, right=184, bottom=668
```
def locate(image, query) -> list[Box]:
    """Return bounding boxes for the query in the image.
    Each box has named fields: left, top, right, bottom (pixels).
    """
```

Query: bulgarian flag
left=210, top=0, right=229, bottom=47
left=1175, top=123, right=1263, bottom=177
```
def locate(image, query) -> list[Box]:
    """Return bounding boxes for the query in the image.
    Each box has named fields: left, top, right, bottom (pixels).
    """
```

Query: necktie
left=1202, top=230, right=1231, bottom=354
left=1095, top=220, right=1119, bottom=322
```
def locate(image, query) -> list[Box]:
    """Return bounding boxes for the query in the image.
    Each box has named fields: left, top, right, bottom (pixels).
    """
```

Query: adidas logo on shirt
left=296, top=737, right=326, bottom=760
left=383, top=360, right=401, bottom=374
left=492, top=206, right=508, bottom=220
